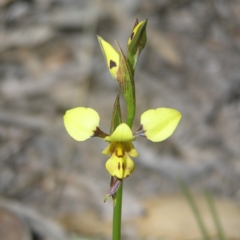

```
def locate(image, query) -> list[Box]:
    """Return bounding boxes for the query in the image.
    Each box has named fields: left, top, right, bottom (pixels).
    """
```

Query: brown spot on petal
left=115, top=150, right=123, bottom=158
left=118, top=162, right=120, bottom=170
left=93, top=127, right=108, bottom=138
left=109, top=60, right=117, bottom=69
left=122, top=162, right=125, bottom=170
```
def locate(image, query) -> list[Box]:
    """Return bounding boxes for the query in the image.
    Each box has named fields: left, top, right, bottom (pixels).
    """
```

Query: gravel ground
left=0, top=0, right=240, bottom=239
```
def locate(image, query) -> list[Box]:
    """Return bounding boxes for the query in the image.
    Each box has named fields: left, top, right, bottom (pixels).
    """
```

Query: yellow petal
left=102, top=143, right=112, bottom=155
left=105, top=153, right=135, bottom=179
left=141, top=108, right=181, bottom=142
left=97, top=36, right=119, bottom=79
left=104, top=123, right=135, bottom=142
left=102, top=142, right=117, bottom=155
left=103, top=142, right=139, bottom=158
left=63, top=107, right=100, bottom=141
left=123, top=142, right=139, bottom=157
left=128, top=148, right=139, bottom=157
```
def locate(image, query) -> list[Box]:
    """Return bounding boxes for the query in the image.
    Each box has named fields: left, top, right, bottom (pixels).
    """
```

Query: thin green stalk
left=180, top=181, right=211, bottom=240
left=205, top=191, right=226, bottom=240
left=111, top=95, right=126, bottom=240
left=112, top=182, right=123, bottom=240
left=112, top=103, right=134, bottom=240
left=112, top=116, right=134, bottom=240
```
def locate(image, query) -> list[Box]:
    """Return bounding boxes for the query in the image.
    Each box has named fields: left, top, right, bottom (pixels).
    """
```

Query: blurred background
left=0, top=0, right=240, bottom=239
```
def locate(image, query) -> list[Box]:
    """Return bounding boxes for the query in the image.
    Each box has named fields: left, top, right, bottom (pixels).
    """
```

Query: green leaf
left=205, top=191, right=226, bottom=240
left=180, top=181, right=211, bottom=240
left=110, top=94, right=122, bottom=133
left=115, top=41, right=135, bottom=128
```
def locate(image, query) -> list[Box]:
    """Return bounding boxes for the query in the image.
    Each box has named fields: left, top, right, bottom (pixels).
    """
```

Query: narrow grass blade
left=180, top=181, right=211, bottom=240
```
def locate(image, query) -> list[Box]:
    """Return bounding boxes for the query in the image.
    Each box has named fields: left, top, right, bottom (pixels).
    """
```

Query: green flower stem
left=112, top=118, right=133, bottom=240
left=112, top=114, right=134, bottom=240
left=112, top=99, right=135, bottom=240
left=112, top=22, right=138, bottom=239
left=111, top=95, right=124, bottom=240
left=112, top=181, right=123, bottom=240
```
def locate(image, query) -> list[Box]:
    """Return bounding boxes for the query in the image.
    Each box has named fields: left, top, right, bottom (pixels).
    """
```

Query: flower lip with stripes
left=63, top=107, right=181, bottom=179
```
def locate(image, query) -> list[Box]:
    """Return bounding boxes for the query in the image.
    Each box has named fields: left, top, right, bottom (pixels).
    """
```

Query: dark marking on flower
left=122, top=162, right=125, bottom=170
left=115, top=150, right=123, bottom=158
left=93, top=127, right=108, bottom=138
left=133, top=125, right=146, bottom=137
left=130, top=32, right=134, bottom=40
left=109, top=60, right=117, bottom=69
left=110, top=176, right=114, bottom=187
left=118, top=162, right=120, bottom=170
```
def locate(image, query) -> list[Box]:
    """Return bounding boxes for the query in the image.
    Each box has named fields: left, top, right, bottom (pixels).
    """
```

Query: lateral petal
left=63, top=107, right=100, bottom=141
left=141, top=108, right=181, bottom=142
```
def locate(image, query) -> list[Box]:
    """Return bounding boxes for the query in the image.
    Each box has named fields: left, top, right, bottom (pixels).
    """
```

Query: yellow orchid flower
left=63, top=107, right=181, bottom=179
